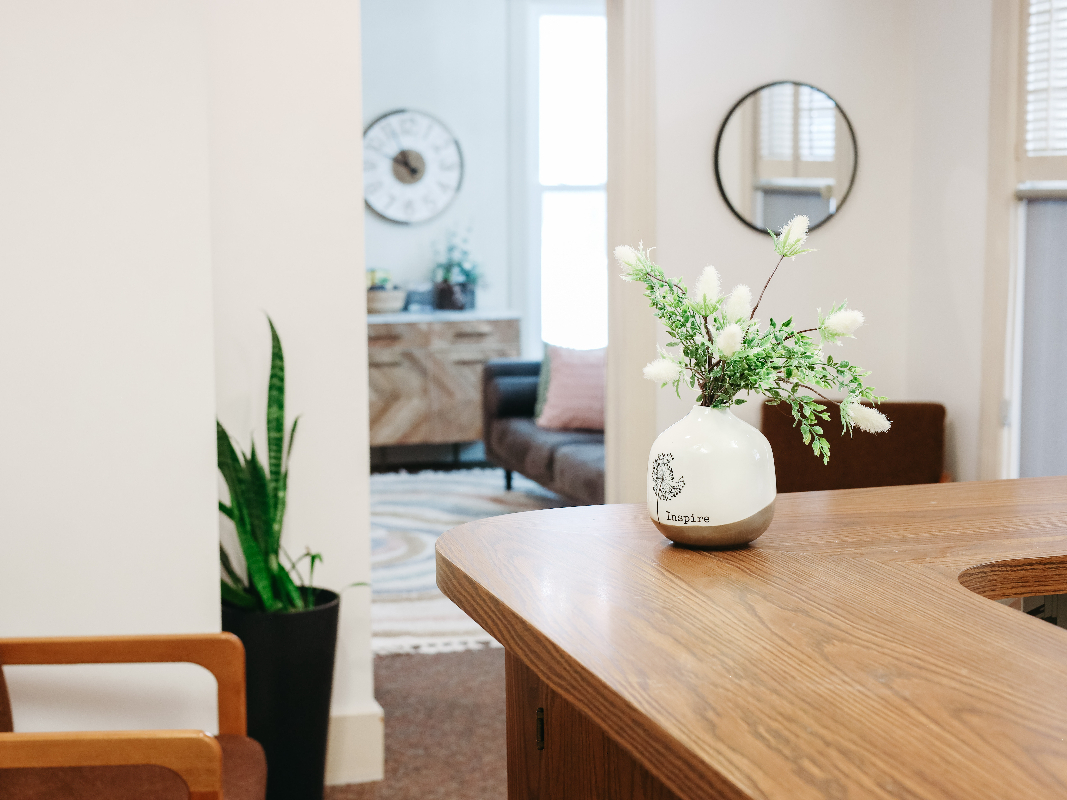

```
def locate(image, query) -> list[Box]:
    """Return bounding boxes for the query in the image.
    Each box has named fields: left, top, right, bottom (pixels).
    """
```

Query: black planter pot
left=222, top=590, right=340, bottom=800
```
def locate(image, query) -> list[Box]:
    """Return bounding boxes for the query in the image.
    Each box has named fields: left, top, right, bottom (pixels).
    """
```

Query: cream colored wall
left=0, top=0, right=379, bottom=781
left=905, top=0, right=993, bottom=482
left=607, top=0, right=1000, bottom=487
left=207, top=0, right=381, bottom=783
left=0, top=0, right=221, bottom=731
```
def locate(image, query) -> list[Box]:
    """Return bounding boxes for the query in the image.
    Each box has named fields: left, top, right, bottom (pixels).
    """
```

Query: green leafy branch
left=616, top=217, right=889, bottom=464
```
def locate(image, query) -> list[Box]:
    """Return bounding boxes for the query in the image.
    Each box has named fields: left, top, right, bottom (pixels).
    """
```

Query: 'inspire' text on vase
left=662, top=511, right=711, bottom=525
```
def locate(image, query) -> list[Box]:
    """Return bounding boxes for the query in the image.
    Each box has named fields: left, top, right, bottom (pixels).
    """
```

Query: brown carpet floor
left=326, top=648, right=506, bottom=800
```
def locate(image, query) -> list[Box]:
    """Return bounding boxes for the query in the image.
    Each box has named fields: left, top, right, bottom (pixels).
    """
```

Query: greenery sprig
left=616, top=216, right=889, bottom=464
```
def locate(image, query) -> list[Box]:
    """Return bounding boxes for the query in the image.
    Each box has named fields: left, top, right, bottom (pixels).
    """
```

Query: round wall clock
left=363, top=109, right=464, bottom=224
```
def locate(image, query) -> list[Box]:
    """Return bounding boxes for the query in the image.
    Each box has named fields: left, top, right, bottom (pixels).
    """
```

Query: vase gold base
left=651, top=500, right=776, bottom=549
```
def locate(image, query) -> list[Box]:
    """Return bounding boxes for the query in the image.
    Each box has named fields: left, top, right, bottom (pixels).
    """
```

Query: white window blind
left=1027, top=0, right=1067, bottom=156
left=760, top=84, right=794, bottom=160
left=798, top=85, right=836, bottom=162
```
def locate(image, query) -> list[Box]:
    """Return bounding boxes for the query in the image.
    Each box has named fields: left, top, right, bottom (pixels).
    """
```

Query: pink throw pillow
left=536, top=345, right=606, bottom=431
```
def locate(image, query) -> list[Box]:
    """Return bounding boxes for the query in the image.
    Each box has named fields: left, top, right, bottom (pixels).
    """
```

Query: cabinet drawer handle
left=454, top=329, right=491, bottom=337
left=369, top=333, right=403, bottom=341
left=371, top=359, right=404, bottom=367
left=452, top=358, right=485, bottom=366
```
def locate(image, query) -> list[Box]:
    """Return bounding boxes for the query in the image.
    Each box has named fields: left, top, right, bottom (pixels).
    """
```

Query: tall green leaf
left=244, top=441, right=272, bottom=553
left=221, top=580, right=257, bottom=609
left=217, top=422, right=277, bottom=611
left=266, top=316, right=285, bottom=494
left=270, top=469, right=288, bottom=556
left=275, top=564, right=306, bottom=610
left=285, top=415, right=300, bottom=469
left=219, top=545, right=245, bottom=589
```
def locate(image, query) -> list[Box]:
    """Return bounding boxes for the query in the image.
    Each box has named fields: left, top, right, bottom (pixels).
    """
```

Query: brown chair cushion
left=0, top=734, right=265, bottom=800
left=0, top=764, right=190, bottom=800
left=218, top=734, right=267, bottom=800
left=760, top=401, right=946, bottom=493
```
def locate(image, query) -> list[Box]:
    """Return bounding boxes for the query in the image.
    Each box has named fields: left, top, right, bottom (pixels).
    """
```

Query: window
left=1026, top=0, right=1067, bottom=156
left=535, top=9, right=607, bottom=350
left=759, top=83, right=794, bottom=161
left=759, top=83, right=835, bottom=163
left=798, top=85, right=836, bottom=162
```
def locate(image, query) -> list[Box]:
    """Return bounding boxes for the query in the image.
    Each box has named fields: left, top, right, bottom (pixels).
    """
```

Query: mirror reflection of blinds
left=1027, top=0, right=1067, bottom=156
left=798, top=86, right=836, bottom=161
left=760, top=83, right=836, bottom=162
left=760, top=84, right=793, bottom=160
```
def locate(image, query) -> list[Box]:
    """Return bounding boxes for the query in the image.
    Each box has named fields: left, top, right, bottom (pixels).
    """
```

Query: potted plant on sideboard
left=217, top=316, right=346, bottom=800
left=432, top=230, right=479, bottom=310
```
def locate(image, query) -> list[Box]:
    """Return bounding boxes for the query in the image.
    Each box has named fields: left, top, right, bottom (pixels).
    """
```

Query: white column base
left=325, top=701, right=385, bottom=785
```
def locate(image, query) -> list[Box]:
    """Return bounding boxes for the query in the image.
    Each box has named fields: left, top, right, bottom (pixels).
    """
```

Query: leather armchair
left=761, top=401, right=949, bottom=492
left=0, top=633, right=265, bottom=800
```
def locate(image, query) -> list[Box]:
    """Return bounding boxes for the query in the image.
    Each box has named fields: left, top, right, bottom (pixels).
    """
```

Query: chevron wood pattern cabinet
left=368, top=313, right=520, bottom=446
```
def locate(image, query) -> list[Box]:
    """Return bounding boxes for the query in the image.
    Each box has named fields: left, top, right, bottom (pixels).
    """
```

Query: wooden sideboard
left=367, top=310, right=520, bottom=446
left=437, top=478, right=1067, bottom=800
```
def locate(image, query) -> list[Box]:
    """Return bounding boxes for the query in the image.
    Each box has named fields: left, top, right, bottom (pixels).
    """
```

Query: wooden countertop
left=436, top=477, right=1067, bottom=800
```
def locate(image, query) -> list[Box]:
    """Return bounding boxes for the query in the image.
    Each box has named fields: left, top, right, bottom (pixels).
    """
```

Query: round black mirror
left=714, top=82, right=857, bottom=233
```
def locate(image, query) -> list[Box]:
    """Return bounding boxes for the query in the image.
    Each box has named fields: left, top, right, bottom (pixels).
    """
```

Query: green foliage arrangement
left=616, top=216, right=890, bottom=464
left=217, top=317, right=321, bottom=612
left=433, top=229, right=480, bottom=286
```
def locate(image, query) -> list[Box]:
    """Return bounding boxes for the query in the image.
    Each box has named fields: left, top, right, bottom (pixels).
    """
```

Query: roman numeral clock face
left=363, top=110, right=463, bottom=224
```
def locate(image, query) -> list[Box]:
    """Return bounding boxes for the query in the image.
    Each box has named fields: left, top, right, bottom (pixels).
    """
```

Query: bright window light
left=539, top=15, right=607, bottom=186
left=540, top=191, right=607, bottom=349
left=798, top=85, right=836, bottom=162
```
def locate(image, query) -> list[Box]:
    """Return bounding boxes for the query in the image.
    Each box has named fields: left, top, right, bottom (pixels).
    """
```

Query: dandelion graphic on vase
left=621, top=215, right=891, bottom=548
left=650, top=453, right=685, bottom=519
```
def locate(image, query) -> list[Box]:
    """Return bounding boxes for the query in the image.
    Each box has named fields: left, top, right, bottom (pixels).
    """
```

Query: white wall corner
left=605, top=0, right=658, bottom=503
left=325, top=702, right=385, bottom=785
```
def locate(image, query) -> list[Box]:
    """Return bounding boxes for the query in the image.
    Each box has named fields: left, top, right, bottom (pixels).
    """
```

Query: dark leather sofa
left=482, top=359, right=604, bottom=505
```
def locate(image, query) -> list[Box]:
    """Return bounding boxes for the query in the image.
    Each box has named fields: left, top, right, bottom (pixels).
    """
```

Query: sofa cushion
left=553, top=443, right=606, bottom=505
left=536, top=346, right=605, bottom=431
left=491, top=418, right=602, bottom=486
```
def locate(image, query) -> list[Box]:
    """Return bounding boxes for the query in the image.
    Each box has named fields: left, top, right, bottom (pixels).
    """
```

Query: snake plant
left=217, top=317, right=320, bottom=612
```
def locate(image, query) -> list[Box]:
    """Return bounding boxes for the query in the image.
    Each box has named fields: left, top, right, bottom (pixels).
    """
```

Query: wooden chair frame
left=0, top=632, right=248, bottom=800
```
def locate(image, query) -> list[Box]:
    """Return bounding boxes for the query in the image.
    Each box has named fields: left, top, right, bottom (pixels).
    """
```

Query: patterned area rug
left=370, top=468, right=568, bottom=654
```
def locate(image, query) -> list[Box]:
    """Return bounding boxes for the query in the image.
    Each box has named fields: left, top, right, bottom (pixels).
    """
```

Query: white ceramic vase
left=646, top=406, right=777, bottom=548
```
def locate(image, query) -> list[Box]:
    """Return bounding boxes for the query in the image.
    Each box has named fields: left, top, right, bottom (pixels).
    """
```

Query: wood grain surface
left=368, top=318, right=519, bottom=446
left=436, top=477, right=1067, bottom=800
left=506, top=651, right=678, bottom=800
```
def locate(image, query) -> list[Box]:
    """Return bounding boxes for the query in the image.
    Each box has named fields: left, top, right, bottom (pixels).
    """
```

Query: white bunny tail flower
left=724, top=284, right=752, bottom=322
left=717, top=323, right=744, bottom=358
left=614, top=244, right=639, bottom=268
left=823, top=308, right=864, bottom=337
left=843, top=401, right=891, bottom=434
left=615, top=245, right=641, bottom=280
left=643, top=357, right=682, bottom=384
left=783, top=214, right=809, bottom=244
left=694, top=265, right=721, bottom=302
left=770, top=214, right=815, bottom=258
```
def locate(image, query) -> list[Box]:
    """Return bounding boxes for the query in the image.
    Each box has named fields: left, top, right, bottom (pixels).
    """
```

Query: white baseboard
left=325, top=702, right=385, bottom=785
